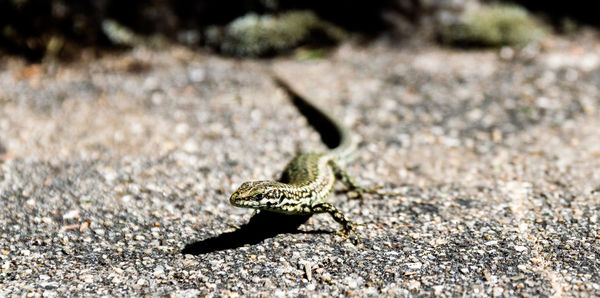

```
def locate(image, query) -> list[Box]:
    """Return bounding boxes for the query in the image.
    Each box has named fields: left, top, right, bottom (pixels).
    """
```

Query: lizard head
left=229, top=180, right=283, bottom=209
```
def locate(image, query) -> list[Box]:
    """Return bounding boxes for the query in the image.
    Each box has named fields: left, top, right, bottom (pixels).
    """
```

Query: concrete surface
left=1, top=33, right=599, bottom=296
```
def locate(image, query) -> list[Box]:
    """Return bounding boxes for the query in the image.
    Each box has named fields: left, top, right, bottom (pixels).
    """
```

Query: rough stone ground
left=1, top=29, right=599, bottom=296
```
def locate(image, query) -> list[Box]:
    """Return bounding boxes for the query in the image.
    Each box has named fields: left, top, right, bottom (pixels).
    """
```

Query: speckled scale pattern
left=229, top=76, right=364, bottom=239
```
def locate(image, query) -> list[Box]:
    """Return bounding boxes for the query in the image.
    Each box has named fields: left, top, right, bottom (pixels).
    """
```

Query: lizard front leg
left=311, top=202, right=360, bottom=240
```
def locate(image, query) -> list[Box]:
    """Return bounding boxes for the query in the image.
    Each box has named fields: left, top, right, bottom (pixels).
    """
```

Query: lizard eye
left=254, top=193, right=264, bottom=201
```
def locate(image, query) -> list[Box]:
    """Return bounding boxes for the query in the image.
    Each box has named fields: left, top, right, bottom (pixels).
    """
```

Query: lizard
left=229, top=75, right=396, bottom=241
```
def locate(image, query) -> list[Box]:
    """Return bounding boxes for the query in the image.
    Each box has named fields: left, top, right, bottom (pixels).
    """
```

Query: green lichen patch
left=211, top=10, right=347, bottom=57
left=439, top=4, right=547, bottom=47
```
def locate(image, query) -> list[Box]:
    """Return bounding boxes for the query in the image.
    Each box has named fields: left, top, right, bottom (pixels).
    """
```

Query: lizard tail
left=272, top=75, right=357, bottom=163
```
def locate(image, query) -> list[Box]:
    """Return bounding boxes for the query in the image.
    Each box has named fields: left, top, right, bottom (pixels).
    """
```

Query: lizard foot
left=336, top=222, right=364, bottom=243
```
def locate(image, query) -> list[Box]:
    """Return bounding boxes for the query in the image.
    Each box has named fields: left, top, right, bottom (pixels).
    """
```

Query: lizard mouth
left=229, top=193, right=258, bottom=208
left=229, top=193, right=241, bottom=206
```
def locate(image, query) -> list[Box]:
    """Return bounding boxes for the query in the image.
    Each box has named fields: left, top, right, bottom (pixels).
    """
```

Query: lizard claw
left=363, top=185, right=406, bottom=198
left=336, top=222, right=364, bottom=243
left=347, top=185, right=387, bottom=200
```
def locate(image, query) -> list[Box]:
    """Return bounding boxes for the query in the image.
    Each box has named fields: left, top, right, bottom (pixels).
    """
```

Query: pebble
left=408, top=280, right=421, bottom=292
left=514, top=245, right=528, bottom=252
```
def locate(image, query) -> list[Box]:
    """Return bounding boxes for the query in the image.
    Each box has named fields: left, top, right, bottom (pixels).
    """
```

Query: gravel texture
left=1, top=31, right=600, bottom=296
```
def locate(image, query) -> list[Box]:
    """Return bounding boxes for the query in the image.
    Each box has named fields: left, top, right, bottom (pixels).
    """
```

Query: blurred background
left=0, top=0, right=597, bottom=60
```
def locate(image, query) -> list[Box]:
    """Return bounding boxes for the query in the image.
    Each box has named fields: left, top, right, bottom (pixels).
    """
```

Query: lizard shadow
left=181, top=212, right=329, bottom=255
